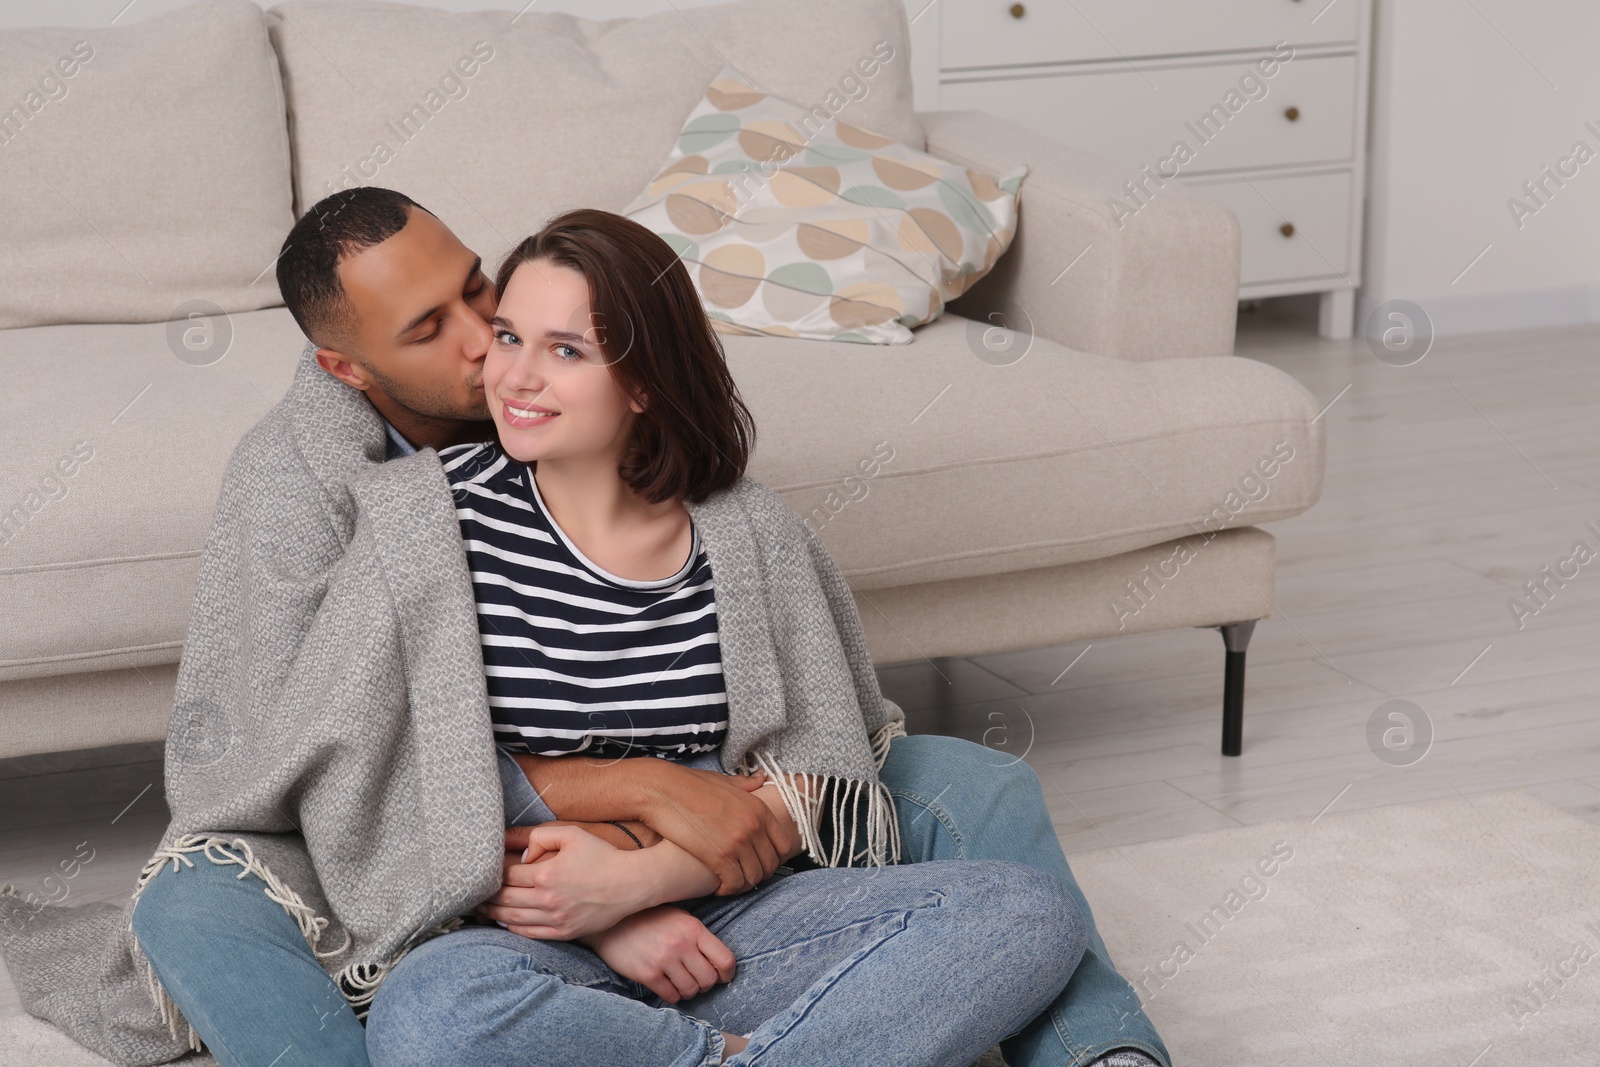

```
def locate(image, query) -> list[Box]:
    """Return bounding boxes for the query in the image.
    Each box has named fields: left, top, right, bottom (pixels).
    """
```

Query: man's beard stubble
left=360, top=357, right=490, bottom=425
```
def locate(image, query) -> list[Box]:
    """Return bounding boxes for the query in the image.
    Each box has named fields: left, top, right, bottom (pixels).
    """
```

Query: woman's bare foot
left=720, top=1031, right=749, bottom=1061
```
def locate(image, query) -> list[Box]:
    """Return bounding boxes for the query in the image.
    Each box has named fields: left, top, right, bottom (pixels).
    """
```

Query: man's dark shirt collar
left=383, top=420, right=418, bottom=461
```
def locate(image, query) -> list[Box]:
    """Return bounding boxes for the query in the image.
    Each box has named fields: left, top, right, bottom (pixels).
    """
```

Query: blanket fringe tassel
left=743, top=719, right=907, bottom=869
left=127, top=833, right=464, bottom=1051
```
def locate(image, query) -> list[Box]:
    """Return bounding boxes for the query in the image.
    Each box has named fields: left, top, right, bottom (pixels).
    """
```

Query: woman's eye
left=555, top=344, right=582, bottom=361
left=493, top=329, right=520, bottom=347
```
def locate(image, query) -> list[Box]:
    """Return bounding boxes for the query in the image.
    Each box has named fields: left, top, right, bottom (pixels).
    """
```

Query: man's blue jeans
left=131, top=734, right=1169, bottom=1067
left=876, top=735, right=1170, bottom=1067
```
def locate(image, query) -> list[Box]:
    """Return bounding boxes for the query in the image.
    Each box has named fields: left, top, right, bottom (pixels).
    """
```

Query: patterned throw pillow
left=623, top=69, right=1026, bottom=344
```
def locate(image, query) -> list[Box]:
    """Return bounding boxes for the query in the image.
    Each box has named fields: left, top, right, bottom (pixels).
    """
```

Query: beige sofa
left=0, top=0, right=1324, bottom=761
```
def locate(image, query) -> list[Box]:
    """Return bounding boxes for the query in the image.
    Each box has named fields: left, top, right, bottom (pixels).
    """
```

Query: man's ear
left=314, top=347, right=372, bottom=393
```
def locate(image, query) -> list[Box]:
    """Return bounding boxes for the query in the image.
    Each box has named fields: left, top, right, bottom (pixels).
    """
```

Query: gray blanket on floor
left=0, top=346, right=904, bottom=1066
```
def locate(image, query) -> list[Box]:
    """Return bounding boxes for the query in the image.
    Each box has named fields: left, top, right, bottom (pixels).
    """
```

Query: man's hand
left=578, top=906, right=736, bottom=1004
left=509, top=754, right=799, bottom=896
left=637, top=765, right=800, bottom=896
left=478, top=825, right=653, bottom=940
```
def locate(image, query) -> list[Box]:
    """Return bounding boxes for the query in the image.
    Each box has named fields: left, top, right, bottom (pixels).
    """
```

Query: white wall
left=1362, top=0, right=1600, bottom=335
left=11, top=0, right=1599, bottom=337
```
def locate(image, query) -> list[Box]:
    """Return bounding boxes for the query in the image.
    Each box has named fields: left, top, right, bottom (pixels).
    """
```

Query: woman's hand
left=578, top=906, right=737, bottom=1004
left=505, top=819, right=661, bottom=855
left=477, top=824, right=655, bottom=940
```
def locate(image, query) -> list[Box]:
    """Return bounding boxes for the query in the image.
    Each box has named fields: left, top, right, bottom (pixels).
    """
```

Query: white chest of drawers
left=905, top=0, right=1372, bottom=338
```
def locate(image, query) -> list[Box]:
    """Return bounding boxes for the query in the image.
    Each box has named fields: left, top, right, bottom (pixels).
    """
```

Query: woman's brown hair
left=495, top=209, right=755, bottom=505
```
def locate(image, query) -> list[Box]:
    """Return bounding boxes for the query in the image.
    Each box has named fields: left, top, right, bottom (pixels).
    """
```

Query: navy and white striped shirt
left=439, top=441, right=729, bottom=761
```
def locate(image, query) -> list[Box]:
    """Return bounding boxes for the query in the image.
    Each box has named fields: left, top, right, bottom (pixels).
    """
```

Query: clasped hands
left=474, top=764, right=805, bottom=1003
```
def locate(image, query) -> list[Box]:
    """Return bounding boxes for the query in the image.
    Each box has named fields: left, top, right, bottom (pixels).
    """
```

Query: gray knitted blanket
left=0, top=347, right=905, bottom=1066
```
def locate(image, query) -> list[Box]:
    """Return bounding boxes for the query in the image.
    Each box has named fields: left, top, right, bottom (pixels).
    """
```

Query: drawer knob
left=1009, top=3, right=1025, bottom=17
left=1284, top=106, right=1301, bottom=122
left=1280, top=222, right=1296, bottom=238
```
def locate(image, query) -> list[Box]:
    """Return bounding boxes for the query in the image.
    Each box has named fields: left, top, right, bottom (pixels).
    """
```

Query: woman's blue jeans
left=130, top=734, right=1169, bottom=1067
left=368, top=858, right=1082, bottom=1066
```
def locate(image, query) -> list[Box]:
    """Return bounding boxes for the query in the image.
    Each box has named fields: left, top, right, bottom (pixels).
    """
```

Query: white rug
left=1072, top=788, right=1600, bottom=1065
left=4, top=789, right=1595, bottom=1065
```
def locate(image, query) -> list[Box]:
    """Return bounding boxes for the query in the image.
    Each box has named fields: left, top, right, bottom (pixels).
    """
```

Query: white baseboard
left=1357, top=284, right=1600, bottom=338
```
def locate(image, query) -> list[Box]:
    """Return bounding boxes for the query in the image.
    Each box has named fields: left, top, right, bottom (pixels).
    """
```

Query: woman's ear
left=629, top=391, right=649, bottom=415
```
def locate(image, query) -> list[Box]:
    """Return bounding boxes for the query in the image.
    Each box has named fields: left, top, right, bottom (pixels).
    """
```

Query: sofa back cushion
left=0, top=0, right=294, bottom=330
left=268, top=0, right=919, bottom=267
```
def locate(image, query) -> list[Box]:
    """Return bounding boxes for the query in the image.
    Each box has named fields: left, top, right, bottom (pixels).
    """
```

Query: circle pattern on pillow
left=626, top=67, right=1025, bottom=344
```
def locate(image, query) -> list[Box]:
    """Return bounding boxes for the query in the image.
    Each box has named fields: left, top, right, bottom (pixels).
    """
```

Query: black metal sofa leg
left=1216, top=620, right=1257, bottom=757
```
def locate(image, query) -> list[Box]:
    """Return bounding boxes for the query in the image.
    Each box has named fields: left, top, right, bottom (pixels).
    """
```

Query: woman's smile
left=502, top=396, right=559, bottom=428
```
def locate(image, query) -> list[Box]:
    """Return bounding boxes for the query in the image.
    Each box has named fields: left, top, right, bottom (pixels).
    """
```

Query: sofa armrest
left=920, top=110, right=1241, bottom=361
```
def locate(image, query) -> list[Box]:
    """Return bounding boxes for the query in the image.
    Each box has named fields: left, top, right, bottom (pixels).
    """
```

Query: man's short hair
left=275, top=187, right=428, bottom=347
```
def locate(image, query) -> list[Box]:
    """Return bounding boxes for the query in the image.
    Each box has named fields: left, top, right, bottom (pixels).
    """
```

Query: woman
left=362, top=209, right=1087, bottom=1066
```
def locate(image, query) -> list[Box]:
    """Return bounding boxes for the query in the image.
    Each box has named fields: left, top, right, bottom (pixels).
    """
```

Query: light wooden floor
left=5, top=301, right=1600, bottom=1023
left=888, top=299, right=1600, bottom=854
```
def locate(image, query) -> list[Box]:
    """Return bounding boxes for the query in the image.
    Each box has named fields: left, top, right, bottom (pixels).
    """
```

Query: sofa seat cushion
left=724, top=313, right=1325, bottom=590
left=269, top=0, right=921, bottom=267
left=0, top=309, right=1322, bottom=680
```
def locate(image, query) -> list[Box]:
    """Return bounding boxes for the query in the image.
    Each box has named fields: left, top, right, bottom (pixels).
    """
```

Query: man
left=99, top=188, right=1170, bottom=1067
